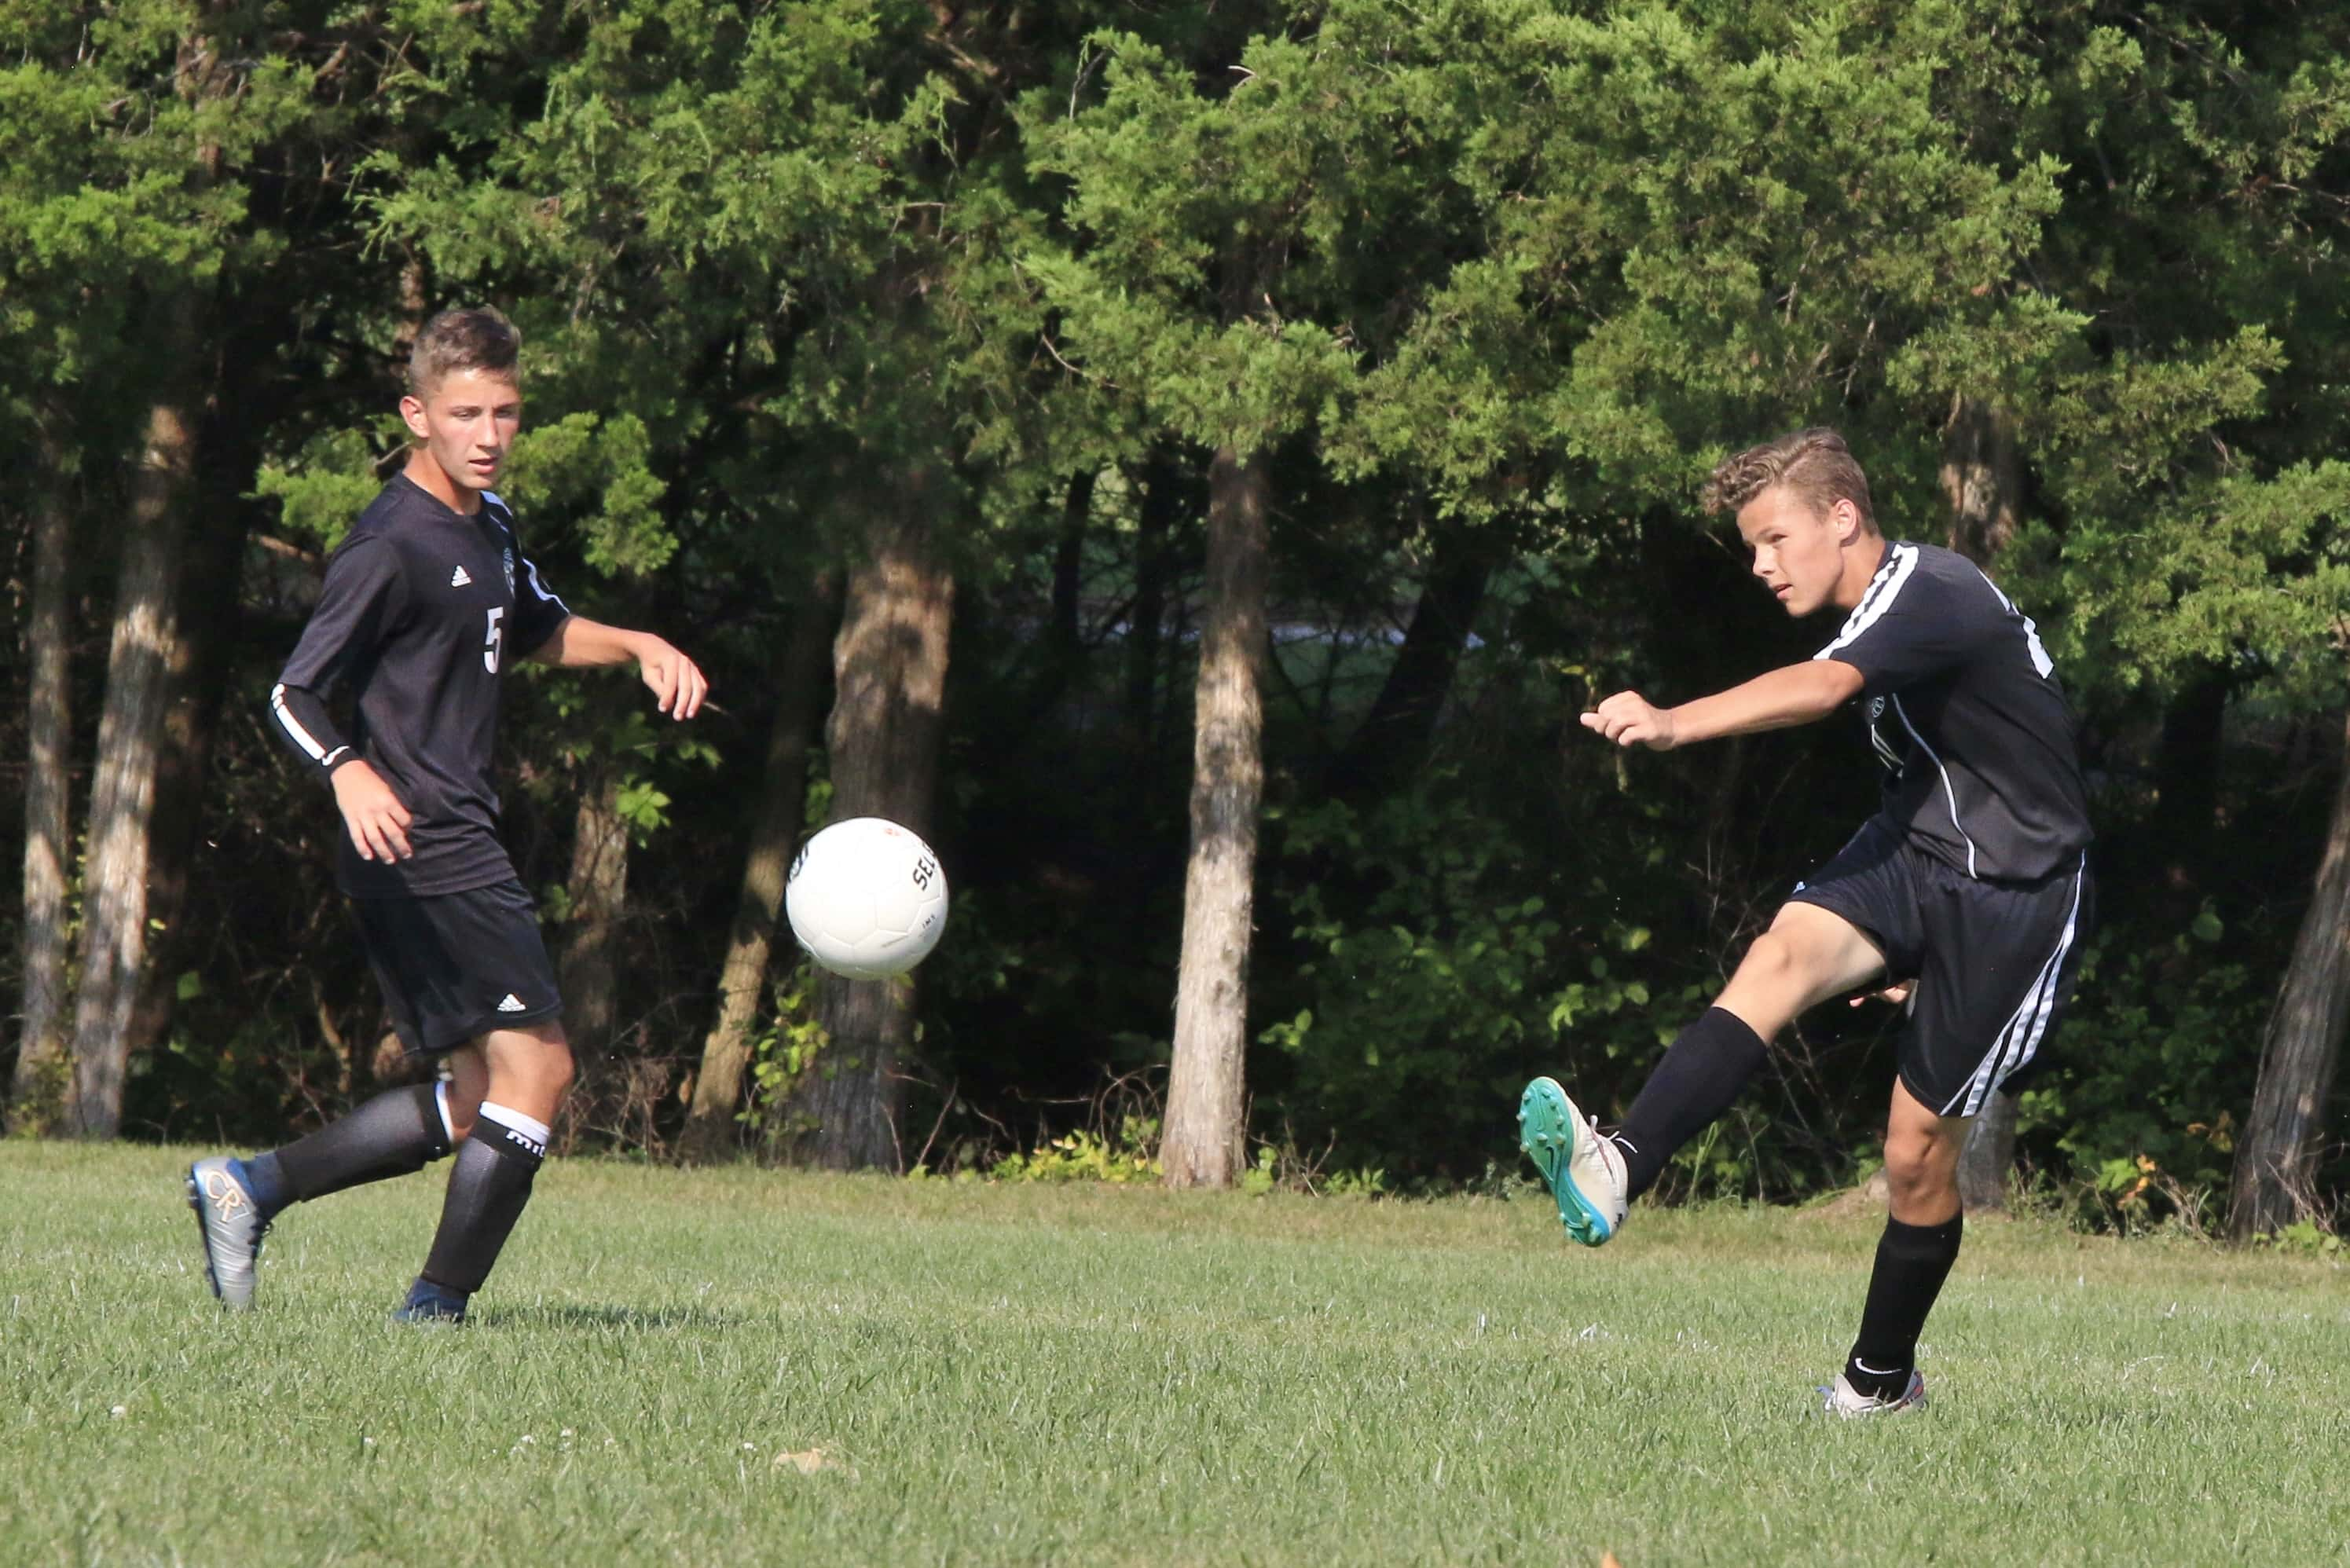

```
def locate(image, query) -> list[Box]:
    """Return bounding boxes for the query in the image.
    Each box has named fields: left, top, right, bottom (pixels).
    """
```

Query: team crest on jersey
left=502, top=548, right=515, bottom=595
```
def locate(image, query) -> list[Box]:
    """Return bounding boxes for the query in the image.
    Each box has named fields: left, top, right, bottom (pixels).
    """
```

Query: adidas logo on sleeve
left=451, top=566, right=473, bottom=587
left=497, top=993, right=527, bottom=1013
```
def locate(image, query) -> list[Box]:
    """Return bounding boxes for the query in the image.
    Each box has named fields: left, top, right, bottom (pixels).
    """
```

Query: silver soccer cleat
left=185, top=1156, right=267, bottom=1310
left=1820, top=1369, right=1927, bottom=1418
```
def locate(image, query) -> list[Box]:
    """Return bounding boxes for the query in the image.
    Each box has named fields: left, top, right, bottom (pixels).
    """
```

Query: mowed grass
left=4, top=1144, right=2348, bottom=1567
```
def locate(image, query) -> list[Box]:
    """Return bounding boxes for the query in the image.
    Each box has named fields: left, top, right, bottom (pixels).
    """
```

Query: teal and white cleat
left=185, top=1156, right=267, bottom=1310
left=1820, top=1370, right=1927, bottom=1418
left=1517, top=1076, right=1627, bottom=1246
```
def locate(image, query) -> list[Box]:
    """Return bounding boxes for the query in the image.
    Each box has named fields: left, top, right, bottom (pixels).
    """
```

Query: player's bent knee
left=1726, top=929, right=1828, bottom=1011
left=1883, top=1133, right=1958, bottom=1206
left=1736, top=931, right=1797, bottom=984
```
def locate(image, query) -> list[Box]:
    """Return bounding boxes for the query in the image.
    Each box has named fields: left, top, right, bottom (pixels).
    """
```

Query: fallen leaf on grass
left=773, top=1447, right=856, bottom=1478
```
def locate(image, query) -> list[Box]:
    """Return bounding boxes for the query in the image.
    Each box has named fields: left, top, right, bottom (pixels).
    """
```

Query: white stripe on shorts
left=1946, top=854, right=2087, bottom=1118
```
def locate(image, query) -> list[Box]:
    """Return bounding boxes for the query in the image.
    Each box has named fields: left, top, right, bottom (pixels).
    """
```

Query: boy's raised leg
left=1520, top=903, right=1884, bottom=1242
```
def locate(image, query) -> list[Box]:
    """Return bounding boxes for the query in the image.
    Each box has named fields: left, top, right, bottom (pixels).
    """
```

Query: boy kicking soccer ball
left=186, top=306, right=708, bottom=1324
left=1520, top=427, right=2092, bottom=1415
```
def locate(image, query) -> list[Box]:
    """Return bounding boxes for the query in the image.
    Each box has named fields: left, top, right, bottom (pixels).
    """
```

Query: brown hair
left=1702, top=427, right=1877, bottom=532
left=407, top=306, right=522, bottom=398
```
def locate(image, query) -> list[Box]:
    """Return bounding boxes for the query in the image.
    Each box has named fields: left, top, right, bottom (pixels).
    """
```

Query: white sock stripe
left=476, top=1101, right=552, bottom=1149
left=433, top=1081, right=456, bottom=1145
left=269, top=683, right=329, bottom=763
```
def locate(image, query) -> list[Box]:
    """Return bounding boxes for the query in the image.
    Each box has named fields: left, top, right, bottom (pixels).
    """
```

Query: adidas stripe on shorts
left=1787, top=816, right=2095, bottom=1118
left=352, top=877, right=564, bottom=1057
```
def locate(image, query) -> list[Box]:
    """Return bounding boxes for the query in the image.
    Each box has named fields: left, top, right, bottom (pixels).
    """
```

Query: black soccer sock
left=265, top=1083, right=456, bottom=1218
left=1608, top=1007, right=1769, bottom=1200
left=1844, top=1212, right=1964, bottom=1399
left=419, top=1101, right=548, bottom=1296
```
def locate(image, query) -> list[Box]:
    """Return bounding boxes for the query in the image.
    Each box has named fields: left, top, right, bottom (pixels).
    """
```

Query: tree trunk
left=68, top=305, right=201, bottom=1138
left=1050, top=470, right=1093, bottom=676
left=1941, top=394, right=2019, bottom=567
left=559, top=768, right=632, bottom=1059
left=2229, top=709, right=2350, bottom=1238
left=782, top=493, right=955, bottom=1171
left=1953, top=1091, right=2018, bottom=1214
left=1328, top=522, right=1496, bottom=793
left=682, top=579, right=838, bottom=1160
left=123, top=423, right=256, bottom=1060
left=9, top=423, right=75, bottom=1133
left=1160, top=446, right=1270, bottom=1189
left=1942, top=395, right=2025, bottom=1210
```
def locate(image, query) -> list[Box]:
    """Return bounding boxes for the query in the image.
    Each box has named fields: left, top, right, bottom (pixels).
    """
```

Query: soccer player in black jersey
left=1516, top=427, right=2094, bottom=1415
left=186, top=306, right=709, bottom=1324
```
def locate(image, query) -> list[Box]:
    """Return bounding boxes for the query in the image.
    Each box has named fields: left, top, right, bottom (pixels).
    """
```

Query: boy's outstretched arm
left=526, top=614, right=710, bottom=720
left=1582, top=659, right=1863, bottom=750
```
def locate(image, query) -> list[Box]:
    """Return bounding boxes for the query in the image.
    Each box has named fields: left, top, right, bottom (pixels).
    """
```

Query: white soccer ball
left=785, top=817, right=950, bottom=980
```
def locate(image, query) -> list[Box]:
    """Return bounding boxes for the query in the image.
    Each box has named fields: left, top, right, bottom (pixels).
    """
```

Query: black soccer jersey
left=270, top=475, right=570, bottom=897
left=1811, top=540, right=2091, bottom=883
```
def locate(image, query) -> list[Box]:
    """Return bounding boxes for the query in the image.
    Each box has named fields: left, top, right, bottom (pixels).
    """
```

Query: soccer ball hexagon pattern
left=784, top=817, right=950, bottom=980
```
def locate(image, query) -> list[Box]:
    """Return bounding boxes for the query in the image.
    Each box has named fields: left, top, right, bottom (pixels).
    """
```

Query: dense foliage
left=5, top=1, right=2348, bottom=1221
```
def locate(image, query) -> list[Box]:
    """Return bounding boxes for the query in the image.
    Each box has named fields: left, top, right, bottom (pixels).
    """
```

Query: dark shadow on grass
left=474, top=1302, right=738, bottom=1332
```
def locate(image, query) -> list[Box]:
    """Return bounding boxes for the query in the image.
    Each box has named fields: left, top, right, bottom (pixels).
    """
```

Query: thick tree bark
left=124, top=421, right=256, bottom=1060
left=782, top=496, right=955, bottom=1171
left=2229, top=709, right=2350, bottom=1238
left=1328, top=523, right=1496, bottom=793
left=68, top=305, right=202, bottom=1138
left=1160, top=446, right=1270, bottom=1189
left=559, top=768, right=632, bottom=1058
left=9, top=423, right=75, bottom=1133
left=683, top=581, right=838, bottom=1160
left=1941, top=396, right=2026, bottom=1210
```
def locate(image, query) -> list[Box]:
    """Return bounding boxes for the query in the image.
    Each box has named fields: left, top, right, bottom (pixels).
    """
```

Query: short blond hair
left=1703, top=427, right=1877, bottom=532
left=407, top=306, right=521, bottom=398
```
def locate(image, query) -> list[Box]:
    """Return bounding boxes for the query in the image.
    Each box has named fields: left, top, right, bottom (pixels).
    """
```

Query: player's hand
left=1580, top=691, right=1678, bottom=750
left=636, top=636, right=709, bottom=720
left=1850, top=980, right=1916, bottom=1009
left=331, top=761, right=413, bottom=862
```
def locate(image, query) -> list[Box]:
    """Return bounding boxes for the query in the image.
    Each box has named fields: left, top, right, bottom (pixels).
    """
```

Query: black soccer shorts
left=1787, top=817, right=2095, bottom=1118
left=351, top=878, right=565, bottom=1057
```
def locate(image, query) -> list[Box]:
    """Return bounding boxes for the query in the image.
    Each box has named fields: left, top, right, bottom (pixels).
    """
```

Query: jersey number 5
left=484, top=606, right=506, bottom=673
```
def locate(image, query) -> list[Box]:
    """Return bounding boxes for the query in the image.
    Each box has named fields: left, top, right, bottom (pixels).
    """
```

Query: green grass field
left=5, top=1144, right=2347, bottom=1566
